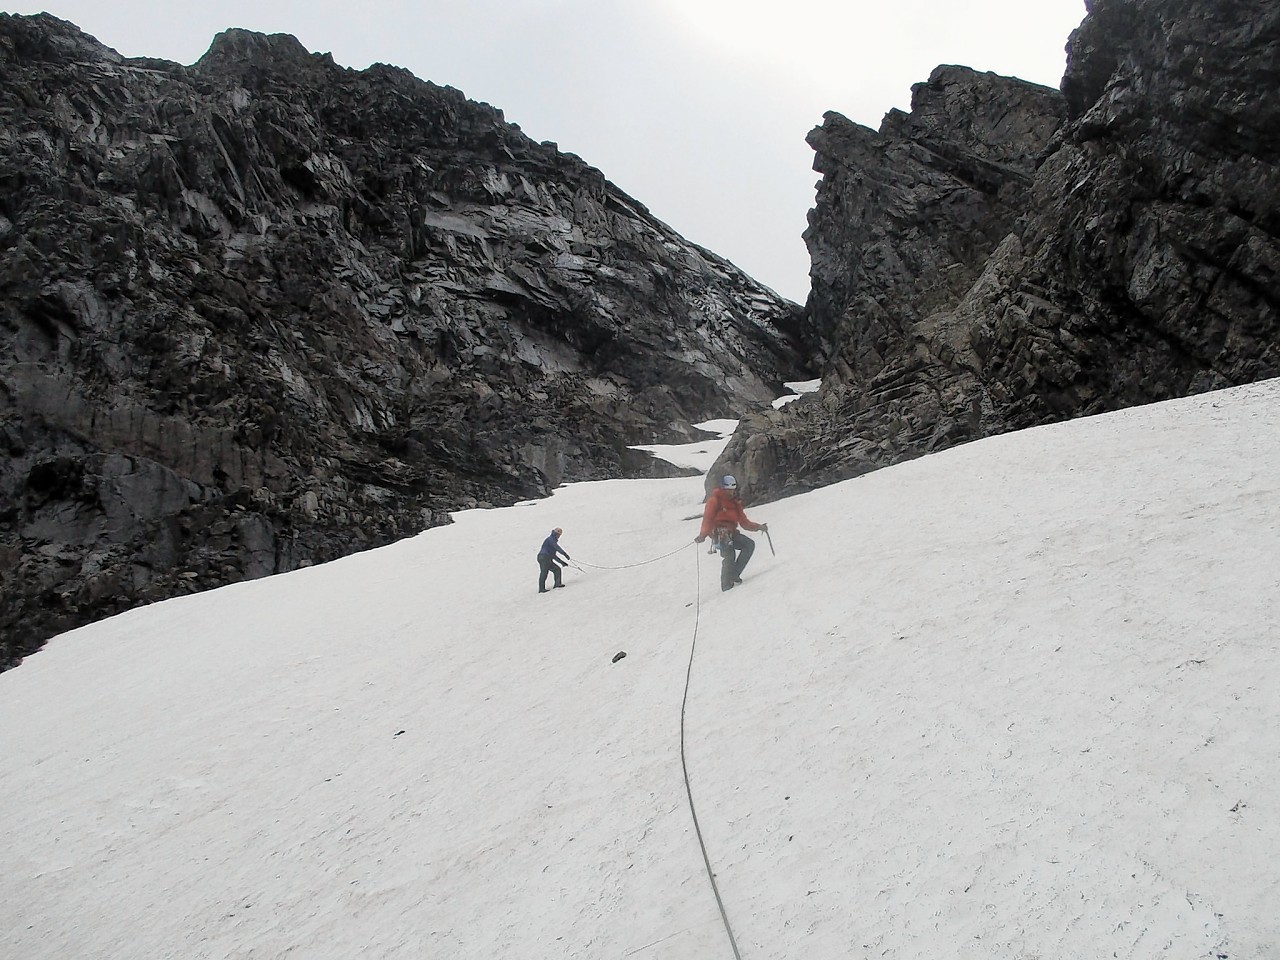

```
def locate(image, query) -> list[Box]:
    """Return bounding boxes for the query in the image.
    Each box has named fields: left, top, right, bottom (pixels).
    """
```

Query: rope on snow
left=680, top=546, right=744, bottom=960
left=574, top=534, right=743, bottom=956
left=570, top=540, right=696, bottom=571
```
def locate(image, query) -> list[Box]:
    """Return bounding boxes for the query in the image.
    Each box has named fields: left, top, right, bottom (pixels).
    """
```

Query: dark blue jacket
left=538, top=531, right=569, bottom=561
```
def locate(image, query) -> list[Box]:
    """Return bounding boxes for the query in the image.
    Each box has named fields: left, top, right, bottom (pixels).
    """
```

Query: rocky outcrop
left=717, top=0, right=1280, bottom=503
left=803, top=66, right=1067, bottom=379
left=713, top=66, right=1066, bottom=499
left=0, top=15, right=807, bottom=668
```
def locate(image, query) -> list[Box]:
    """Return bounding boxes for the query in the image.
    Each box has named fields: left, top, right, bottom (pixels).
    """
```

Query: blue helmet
left=721, top=475, right=737, bottom=489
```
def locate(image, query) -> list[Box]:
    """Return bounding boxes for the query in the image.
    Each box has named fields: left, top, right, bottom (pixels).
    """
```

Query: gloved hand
left=695, top=535, right=706, bottom=543
left=760, top=523, right=768, bottom=531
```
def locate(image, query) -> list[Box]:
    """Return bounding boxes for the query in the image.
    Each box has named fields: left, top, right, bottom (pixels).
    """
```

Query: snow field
left=2, top=380, right=1278, bottom=959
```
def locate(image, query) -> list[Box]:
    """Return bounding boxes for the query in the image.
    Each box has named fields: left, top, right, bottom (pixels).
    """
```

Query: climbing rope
left=680, top=546, right=744, bottom=960
left=573, top=533, right=742, bottom=956
left=570, top=540, right=695, bottom=571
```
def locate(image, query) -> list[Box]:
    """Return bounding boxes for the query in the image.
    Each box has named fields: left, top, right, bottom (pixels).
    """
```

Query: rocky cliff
left=717, top=0, right=1280, bottom=502
left=0, top=15, right=807, bottom=668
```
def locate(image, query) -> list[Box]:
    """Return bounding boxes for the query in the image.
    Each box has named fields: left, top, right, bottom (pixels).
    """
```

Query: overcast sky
left=8, top=0, right=1087, bottom=302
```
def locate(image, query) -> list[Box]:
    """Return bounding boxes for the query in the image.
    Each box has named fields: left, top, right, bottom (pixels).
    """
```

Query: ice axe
left=763, top=523, right=775, bottom=556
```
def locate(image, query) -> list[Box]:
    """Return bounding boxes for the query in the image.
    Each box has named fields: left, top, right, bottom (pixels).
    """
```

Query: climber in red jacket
left=695, top=474, right=766, bottom=591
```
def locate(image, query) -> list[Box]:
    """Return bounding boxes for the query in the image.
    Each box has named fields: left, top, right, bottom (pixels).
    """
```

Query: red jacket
left=698, top=487, right=761, bottom=539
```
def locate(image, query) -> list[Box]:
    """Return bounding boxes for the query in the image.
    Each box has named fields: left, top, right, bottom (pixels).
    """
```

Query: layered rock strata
left=718, top=0, right=1280, bottom=503
left=0, top=16, right=806, bottom=667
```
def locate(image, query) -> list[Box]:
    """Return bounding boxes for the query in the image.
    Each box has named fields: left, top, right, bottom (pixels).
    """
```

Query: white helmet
left=721, top=475, right=737, bottom=489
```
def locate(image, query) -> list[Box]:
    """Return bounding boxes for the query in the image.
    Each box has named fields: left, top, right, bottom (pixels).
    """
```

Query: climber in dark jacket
left=537, top=527, right=570, bottom=593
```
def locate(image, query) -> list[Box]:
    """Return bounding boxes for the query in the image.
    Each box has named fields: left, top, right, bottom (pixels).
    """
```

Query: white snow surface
left=3, top=380, right=1280, bottom=960
left=630, top=418, right=739, bottom=472
left=773, top=379, right=822, bottom=409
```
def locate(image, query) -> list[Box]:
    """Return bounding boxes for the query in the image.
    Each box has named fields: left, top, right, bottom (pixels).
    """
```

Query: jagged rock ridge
left=716, top=0, right=1280, bottom=502
left=0, top=15, right=808, bottom=668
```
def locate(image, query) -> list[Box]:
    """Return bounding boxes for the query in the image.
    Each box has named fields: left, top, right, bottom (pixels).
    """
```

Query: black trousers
left=718, top=531, right=755, bottom=590
left=538, top=555, right=563, bottom=591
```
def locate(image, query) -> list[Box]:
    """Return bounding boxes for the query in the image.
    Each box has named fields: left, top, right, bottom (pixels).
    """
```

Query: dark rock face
left=0, top=15, right=806, bottom=668
left=804, top=66, right=1067, bottom=380
left=717, top=0, right=1280, bottom=504
left=983, top=0, right=1280, bottom=423
left=714, top=66, right=1066, bottom=500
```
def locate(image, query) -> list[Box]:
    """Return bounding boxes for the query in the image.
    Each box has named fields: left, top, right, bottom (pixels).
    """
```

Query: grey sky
left=5, top=1, right=1087, bottom=302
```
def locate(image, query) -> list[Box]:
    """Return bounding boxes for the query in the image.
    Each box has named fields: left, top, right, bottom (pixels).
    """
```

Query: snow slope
left=3, top=380, right=1279, bottom=960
